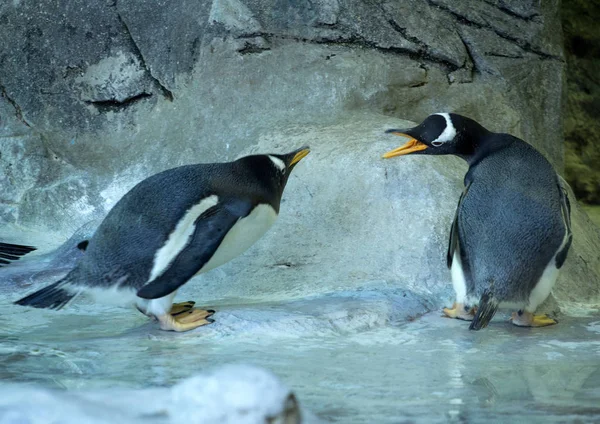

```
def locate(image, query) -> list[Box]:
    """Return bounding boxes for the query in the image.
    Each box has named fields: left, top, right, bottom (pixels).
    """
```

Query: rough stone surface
left=562, top=0, right=600, bottom=204
left=0, top=0, right=564, bottom=189
left=74, top=52, right=152, bottom=104
left=553, top=184, right=600, bottom=312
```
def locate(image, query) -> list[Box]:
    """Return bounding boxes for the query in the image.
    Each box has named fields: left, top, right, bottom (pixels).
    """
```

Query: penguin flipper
left=136, top=199, right=253, bottom=299
left=447, top=183, right=471, bottom=268
left=555, top=180, right=573, bottom=269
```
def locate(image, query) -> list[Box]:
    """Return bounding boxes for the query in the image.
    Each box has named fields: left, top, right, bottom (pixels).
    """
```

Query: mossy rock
left=562, top=0, right=600, bottom=204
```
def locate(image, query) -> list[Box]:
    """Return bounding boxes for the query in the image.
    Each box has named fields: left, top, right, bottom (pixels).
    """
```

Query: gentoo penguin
left=15, top=147, right=310, bottom=332
left=0, top=242, right=36, bottom=267
left=383, top=113, right=572, bottom=330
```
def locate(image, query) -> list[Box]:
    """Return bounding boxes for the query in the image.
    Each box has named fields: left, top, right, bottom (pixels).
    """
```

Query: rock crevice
left=114, top=9, right=174, bottom=101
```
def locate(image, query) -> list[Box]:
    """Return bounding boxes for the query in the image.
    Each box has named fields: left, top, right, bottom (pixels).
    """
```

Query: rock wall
left=2, top=0, right=598, bottom=314
left=562, top=0, right=600, bottom=205
left=1, top=0, right=564, bottom=231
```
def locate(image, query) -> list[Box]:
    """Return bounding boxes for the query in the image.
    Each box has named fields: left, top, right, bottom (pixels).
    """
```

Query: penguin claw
left=442, top=303, right=476, bottom=321
left=158, top=308, right=216, bottom=332
left=176, top=308, right=216, bottom=324
left=169, top=301, right=196, bottom=316
left=510, top=311, right=558, bottom=327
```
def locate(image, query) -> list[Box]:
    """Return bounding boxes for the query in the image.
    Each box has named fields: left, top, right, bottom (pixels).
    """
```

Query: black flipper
left=14, top=278, right=77, bottom=310
left=447, top=183, right=471, bottom=268
left=555, top=180, right=573, bottom=269
left=0, top=242, right=36, bottom=267
left=469, top=288, right=499, bottom=331
left=136, top=198, right=253, bottom=299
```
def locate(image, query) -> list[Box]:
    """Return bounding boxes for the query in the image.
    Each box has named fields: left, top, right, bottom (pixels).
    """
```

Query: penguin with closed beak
left=15, top=147, right=310, bottom=332
left=383, top=113, right=572, bottom=330
left=0, top=242, right=36, bottom=267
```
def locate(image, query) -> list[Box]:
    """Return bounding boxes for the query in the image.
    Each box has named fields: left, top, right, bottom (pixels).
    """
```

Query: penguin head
left=265, top=145, right=311, bottom=186
left=278, top=145, right=311, bottom=175
left=236, top=146, right=310, bottom=201
left=382, top=113, right=488, bottom=159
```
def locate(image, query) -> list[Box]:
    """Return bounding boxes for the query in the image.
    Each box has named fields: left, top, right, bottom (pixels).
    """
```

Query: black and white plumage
left=0, top=243, right=36, bottom=267
left=15, top=147, right=310, bottom=332
left=384, top=113, right=572, bottom=330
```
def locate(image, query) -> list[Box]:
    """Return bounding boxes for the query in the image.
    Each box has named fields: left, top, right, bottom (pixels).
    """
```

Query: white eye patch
left=432, top=112, right=456, bottom=146
left=268, top=155, right=286, bottom=171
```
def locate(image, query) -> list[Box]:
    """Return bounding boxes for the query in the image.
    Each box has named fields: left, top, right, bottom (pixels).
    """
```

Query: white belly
left=525, top=257, right=560, bottom=313
left=198, top=203, right=278, bottom=274
left=526, top=221, right=570, bottom=312
left=450, top=249, right=468, bottom=304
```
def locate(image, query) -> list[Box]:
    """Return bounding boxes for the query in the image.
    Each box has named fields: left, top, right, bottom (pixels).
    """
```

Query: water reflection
left=1, top=287, right=599, bottom=422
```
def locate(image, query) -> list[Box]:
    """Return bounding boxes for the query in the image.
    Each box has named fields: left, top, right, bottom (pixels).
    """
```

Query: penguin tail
left=14, top=278, right=78, bottom=310
left=0, top=242, right=37, bottom=267
left=469, top=289, right=499, bottom=331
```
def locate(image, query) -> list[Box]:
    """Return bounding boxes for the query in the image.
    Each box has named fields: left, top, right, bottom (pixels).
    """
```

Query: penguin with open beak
left=15, top=147, right=310, bottom=332
left=0, top=243, right=36, bottom=267
left=383, top=113, right=572, bottom=330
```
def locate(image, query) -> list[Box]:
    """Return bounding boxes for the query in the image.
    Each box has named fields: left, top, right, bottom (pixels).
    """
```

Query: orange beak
left=382, top=132, right=428, bottom=158
left=290, top=147, right=310, bottom=166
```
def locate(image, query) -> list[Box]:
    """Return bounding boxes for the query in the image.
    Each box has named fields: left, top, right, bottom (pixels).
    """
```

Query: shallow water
left=1, top=288, right=600, bottom=423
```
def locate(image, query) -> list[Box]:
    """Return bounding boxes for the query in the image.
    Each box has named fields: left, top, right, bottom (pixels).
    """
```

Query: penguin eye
left=432, top=140, right=444, bottom=147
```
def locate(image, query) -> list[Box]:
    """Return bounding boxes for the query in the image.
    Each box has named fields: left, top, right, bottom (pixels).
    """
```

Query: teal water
left=1, top=292, right=599, bottom=423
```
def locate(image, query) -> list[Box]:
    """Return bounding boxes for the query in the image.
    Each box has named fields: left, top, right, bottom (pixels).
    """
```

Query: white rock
left=0, top=365, right=305, bottom=424
left=170, top=365, right=301, bottom=424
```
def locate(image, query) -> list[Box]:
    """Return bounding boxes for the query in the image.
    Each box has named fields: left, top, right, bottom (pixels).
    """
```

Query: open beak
left=289, top=146, right=310, bottom=166
left=382, top=130, right=428, bottom=159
